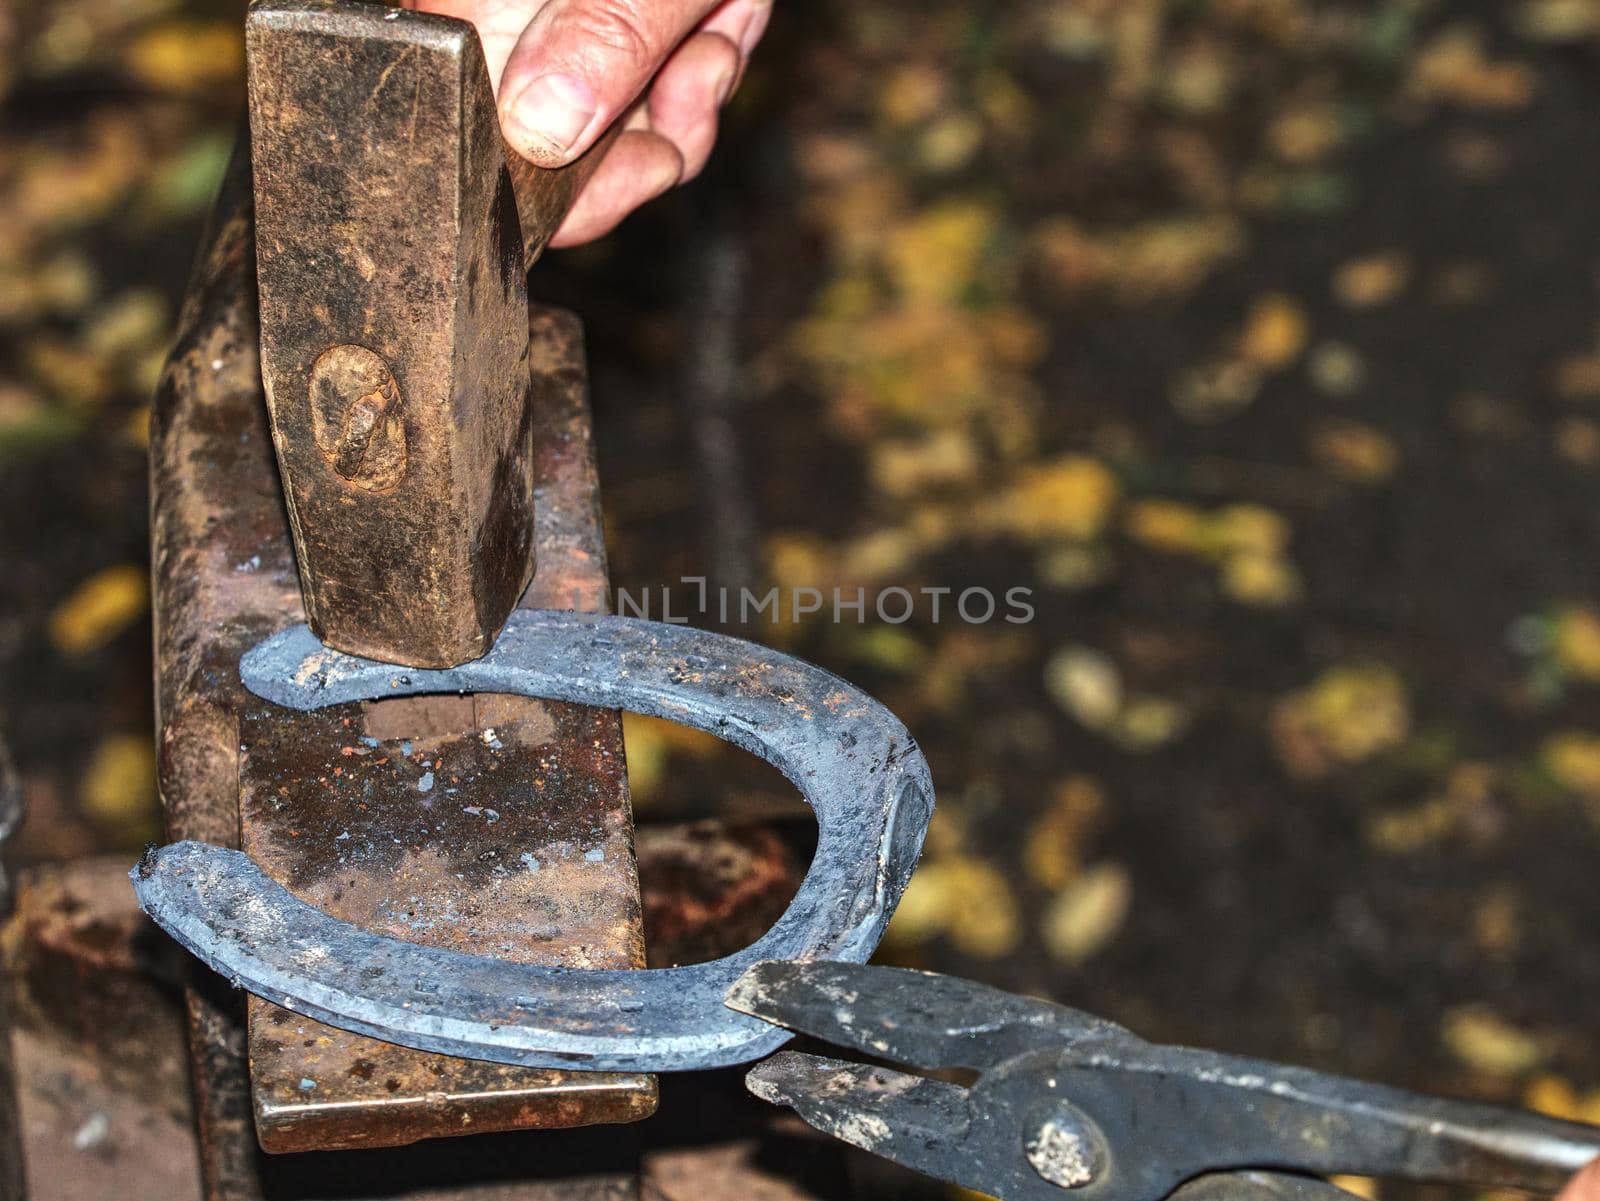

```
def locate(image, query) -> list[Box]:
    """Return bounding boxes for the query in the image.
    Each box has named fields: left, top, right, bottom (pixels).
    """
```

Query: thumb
left=500, top=0, right=720, bottom=167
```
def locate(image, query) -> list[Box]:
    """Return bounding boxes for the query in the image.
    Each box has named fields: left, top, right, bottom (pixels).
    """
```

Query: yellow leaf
left=1526, top=1075, right=1584, bottom=1120
left=1024, top=776, right=1107, bottom=891
left=987, top=457, right=1121, bottom=543
left=1209, top=505, right=1291, bottom=558
left=1554, top=352, right=1600, bottom=400
left=1272, top=664, right=1410, bottom=778
left=125, top=22, right=244, bottom=93
left=877, top=63, right=947, bottom=127
left=1309, top=342, right=1367, bottom=398
left=1524, top=1074, right=1600, bottom=1123
left=1269, top=105, right=1343, bottom=164
left=1409, top=26, right=1536, bottom=111
left=1170, top=358, right=1262, bottom=423
left=1239, top=294, right=1308, bottom=370
left=1518, top=0, right=1600, bottom=42
left=1553, top=607, right=1600, bottom=680
left=81, top=734, right=157, bottom=829
left=1124, top=499, right=1210, bottom=556
left=766, top=534, right=834, bottom=594
left=1045, top=647, right=1123, bottom=732
left=1542, top=731, right=1600, bottom=800
left=1310, top=420, right=1401, bottom=483
left=50, top=565, right=149, bottom=656
left=919, top=114, right=984, bottom=173
left=1112, top=696, right=1192, bottom=751
left=1441, top=1007, right=1545, bottom=1076
left=1221, top=550, right=1301, bottom=608
left=1365, top=764, right=1496, bottom=854
left=870, top=430, right=981, bottom=498
left=1041, top=862, right=1131, bottom=965
left=83, top=289, right=168, bottom=360
left=886, top=855, right=1022, bottom=958
left=844, top=625, right=927, bottom=673
left=883, top=202, right=998, bottom=307
left=1555, top=417, right=1600, bottom=467
left=1333, top=253, right=1411, bottom=309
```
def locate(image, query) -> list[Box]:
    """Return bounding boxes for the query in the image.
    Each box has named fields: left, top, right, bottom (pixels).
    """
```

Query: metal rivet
left=1025, top=1102, right=1102, bottom=1189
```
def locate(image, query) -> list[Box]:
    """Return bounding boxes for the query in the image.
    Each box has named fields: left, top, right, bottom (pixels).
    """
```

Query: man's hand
left=1561, top=1160, right=1600, bottom=1201
left=407, top=0, right=770, bottom=247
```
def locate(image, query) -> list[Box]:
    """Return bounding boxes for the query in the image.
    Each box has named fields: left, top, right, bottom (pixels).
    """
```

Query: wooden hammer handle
left=505, top=123, right=623, bottom=267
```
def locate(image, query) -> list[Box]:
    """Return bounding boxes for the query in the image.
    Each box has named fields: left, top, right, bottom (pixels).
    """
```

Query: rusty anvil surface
left=4, top=848, right=815, bottom=1201
left=151, top=133, right=654, bottom=1187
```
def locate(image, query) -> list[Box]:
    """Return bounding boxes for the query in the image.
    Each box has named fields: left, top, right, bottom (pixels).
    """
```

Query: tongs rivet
left=1026, top=1101, right=1103, bottom=1190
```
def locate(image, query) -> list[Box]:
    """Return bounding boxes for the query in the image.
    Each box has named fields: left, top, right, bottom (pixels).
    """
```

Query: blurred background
left=4, top=0, right=1600, bottom=1191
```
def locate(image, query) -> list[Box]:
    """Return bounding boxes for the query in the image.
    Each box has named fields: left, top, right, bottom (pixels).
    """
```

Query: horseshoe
left=131, top=611, right=934, bottom=1072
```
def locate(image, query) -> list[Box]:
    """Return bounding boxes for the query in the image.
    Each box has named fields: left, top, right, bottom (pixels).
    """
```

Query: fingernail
left=739, top=0, right=772, bottom=58
left=713, top=66, right=737, bottom=108
left=507, top=73, right=597, bottom=162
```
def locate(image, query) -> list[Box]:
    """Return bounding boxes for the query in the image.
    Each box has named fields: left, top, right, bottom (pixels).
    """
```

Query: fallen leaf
left=1041, top=862, right=1132, bottom=964
left=1542, top=730, right=1600, bottom=803
left=1308, top=342, right=1367, bottom=397
left=886, top=855, right=1022, bottom=958
left=1272, top=664, right=1410, bottom=778
left=1552, top=607, right=1600, bottom=680
left=1409, top=26, right=1537, bottom=110
left=125, top=21, right=243, bottom=93
left=1221, top=550, right=1302, bottom=607
left=1112, top=696, right=1192, bottom=750
left=1441, top=1007, right=1545, bottom=1076
left=1517, top=0, right=1600, bottom=42
left=80, top=734, right=157, bottom=834
left=1332, top=252, right=1411, bottom=308
left=1555, top=418, right=1600, bottom=467
left=1310, top=420, right=1401, bottom=483
left=1024, top=776, right=1107, bottom=890
left=1170, top=358, right=1262, bottom=423
left=1045, top=646, right=1123, bottom=732
left=1239, top=293, right=1309, bottom=370
left=49, top=564, right=149, bottom=656
left=984, top=457, right=1121, bottom=543
left=1525, top=1074, right=1600, bottom=1123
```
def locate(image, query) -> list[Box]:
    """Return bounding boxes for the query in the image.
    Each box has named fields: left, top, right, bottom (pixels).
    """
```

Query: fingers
left=1558, top=1160, right=1600, bottom=1201
left=400, top=0, right=530, bottom=91
left=647, top=30, right=740, bottom=181
left=699, top=0, right=772, bottom=87
left=548, top=128, right=683, bottom=247
left=499, top=0, right=722, bottom=166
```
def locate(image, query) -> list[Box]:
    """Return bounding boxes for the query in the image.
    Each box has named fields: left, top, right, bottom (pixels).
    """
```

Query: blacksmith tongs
left=728, top=960, right=1600, bottom=1201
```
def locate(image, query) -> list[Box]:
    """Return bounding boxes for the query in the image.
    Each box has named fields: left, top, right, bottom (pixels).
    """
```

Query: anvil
left=151, top=0, right=652, bottom=1174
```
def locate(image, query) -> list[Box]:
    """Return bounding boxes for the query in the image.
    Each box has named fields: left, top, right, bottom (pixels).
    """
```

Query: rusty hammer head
left=248, top=0, right=610, bottom=667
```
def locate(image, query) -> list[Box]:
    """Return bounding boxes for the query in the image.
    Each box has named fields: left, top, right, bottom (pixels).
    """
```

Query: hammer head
left=248, top=0, right=534, bottom=667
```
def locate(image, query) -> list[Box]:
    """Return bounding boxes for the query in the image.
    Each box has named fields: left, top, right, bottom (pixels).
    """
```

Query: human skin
left=1560, top=1159, right=1600, bottom=1201
left=407, top=0, right=772, bottom=246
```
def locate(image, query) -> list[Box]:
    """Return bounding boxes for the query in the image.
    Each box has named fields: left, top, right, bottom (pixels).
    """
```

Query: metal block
left=149, top=135, right=652, bottom=1180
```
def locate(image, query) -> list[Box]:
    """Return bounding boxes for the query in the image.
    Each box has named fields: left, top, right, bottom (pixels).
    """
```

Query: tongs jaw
left=730, top=961, right=1600, bottom=1201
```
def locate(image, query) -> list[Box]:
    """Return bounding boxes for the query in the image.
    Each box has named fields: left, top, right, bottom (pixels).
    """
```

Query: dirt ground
left=4, top=0, right=1600, bottom=1195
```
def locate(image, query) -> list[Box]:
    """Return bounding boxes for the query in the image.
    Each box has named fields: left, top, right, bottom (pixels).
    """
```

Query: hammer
left=248, top=0, right=619, bottom=667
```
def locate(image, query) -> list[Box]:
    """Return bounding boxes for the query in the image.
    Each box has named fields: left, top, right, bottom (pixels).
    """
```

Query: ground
left=3, top=0, right=1600, bottom=1195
